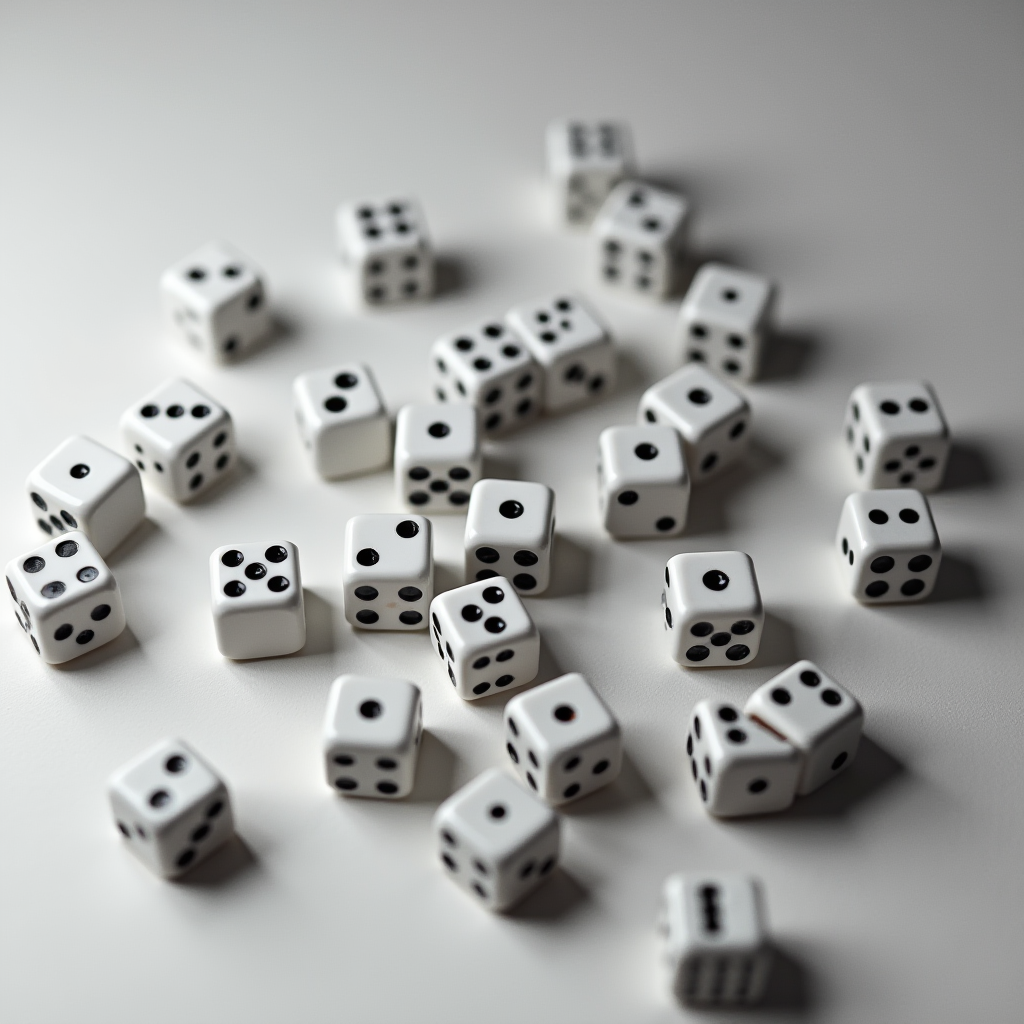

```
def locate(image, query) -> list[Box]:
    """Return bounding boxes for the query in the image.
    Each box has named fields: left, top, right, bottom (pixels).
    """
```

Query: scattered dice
left=506, top=294, right=616, bottom=414
left=836, top=488, right=941, bottom=603
left=292, top=363, right=390, bottom=479
left=464, top=479, right=555, bottom=595
left=663, top=551, right=763, bottom=667
left=679, top=263, right=775, bottom=382
left=393, top=403, right=481, bottom=512
left=659, top=873, right=772, bottom=1006
left=429, top=576, right=540, bottom=700
left=745, top=660, right=863, bottom=796
left=160, top=241, right=270, bottom=363
left=598, top=424, right=689, bottom=538
left=209, top=542, right=305, bottom=659
left=430, top=318, right=542, bottom=435
left=687, top=700, right=800, bottom=817
left=638, top=364, right=750, bottom=481
left=546, top=119, right=635, bottom=228
left=6, top=532, right=126, bottom=664
left=120, top=378, right=236, bottom=503
left=843, top=380, right=950, bottom=492
left=343, top=514, right=432, bottom=630
left=504, top=672, right=621, bottom=806
left=593, top=181, right=689, bottom=299
left=108, top=737, right=234, bottom=879
left=336, top=197, right=434, bottom=306
left=434, top=767, right=560, bottom=912
left=323, top=675, right=422, bottom=799
left=26, top=435, right=145, bottom=556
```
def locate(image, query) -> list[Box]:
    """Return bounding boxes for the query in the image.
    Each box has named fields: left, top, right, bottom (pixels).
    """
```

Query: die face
left=464, top=479, right=555, bottom=594
left=687, top=701, right=799, bottom=817
left=745, top=660, right=863, bottom=795
left=108, top=738, right=233, bottom=878
left=343, top=515, right=433, bottom=630
left=663, top=552, right=763, bottom=667
left=546, top=120, right=635, bottom=227
left=210, top=542, right=305, bottom=659
left=394, top=403, right=481, bottom=512
left=845, top=381, right=950, bottom=492
left=639, top=364, right=750, bottom=480
left=836, top=489, right=941, bottom=603
left=119, top=379, right=235, bottom=502
left=431, top=319, right=542, bottom=436
left=6, top=532, right=126, bottom=664
left=323, top=676, right=422, bottom=799
left=434, top=768, right=560, bottom=911
left=429, top=577, right=540, bottom=701
left=504, top=673, right=622, bottom=805
left=27, top=435, right=145, bottom=556
left=598, top=425, right=689, bottom=538
left=505, top=294, right=615, bottom=412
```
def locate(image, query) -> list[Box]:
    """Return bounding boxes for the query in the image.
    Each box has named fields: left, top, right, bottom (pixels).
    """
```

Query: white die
left=546, top=119, right=635, bottom=228
left=429, top=577, right=540, bottom=701
left=119, top=378, right=236, bottom=503
left=844, top=380, right=950, bottom=493
left=160, top=241, right=270, bottom=364
left=108, top=737, right=234, bottom=879
left=506, top=294, right=616, bottom=414
left=638, top=364, right=750, bottom=481
left=663, top=552, right=763, bottom=668
left=464, top=479, right=555, bottom=595
left=679, top=263, right=776, bottom=383
left=293, top=363, right=390, bottom=479
left=598, top=425, right=689, bottom=538
left=323, top=675, right=422, bottom=799
left=394, top=403, right=481, bottom=512
left=745, top=660, right=863, bottom=796
left=836, top=488, right=941, bottom=603
left=430, top=318, right=542, bottom=435
left=593, top=181, right=690, bottom=299
left=687, top=700, right=800, bottom=817
left=26, top=435, right=145, bottom=556
left=503, top=673, right=621, bottom=806
left=659, top=873, right=773, bottom=1007
left=6, top=532, right=126, bottom=665
left=434, top=768, right=560, bottom=912
left=343, top=514, right=432, bottom=630
left=210, top=541, right=305, bottom=659
left=336, top=197, right=434, bottom=306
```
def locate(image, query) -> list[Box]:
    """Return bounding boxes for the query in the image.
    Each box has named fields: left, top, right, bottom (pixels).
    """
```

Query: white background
left=1, top=3, right=1021, bottom=1021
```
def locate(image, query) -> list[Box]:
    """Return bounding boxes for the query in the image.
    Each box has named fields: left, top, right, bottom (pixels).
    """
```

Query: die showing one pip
left=160, top=241, right=270, bottom=364
left=6, top=532, right=126, bottom=664
left=434, top=767, right=560, bottom=912
left=293, top=363, right=390, bottom=479
left=598, top=424, right=689, bottom=538
left=429, top=577, right=540, bottom=701
left=343, top=514, right=432, bottom=630
left=504, top=672, right=622, bottom=806
left=745, top=660, right=863, bottom=796
left=836, top=488, right=941, bottom=603
left=26, top=435, right=145, bottom=556
left=843, top=380, right=950, bottom=492
left=394, top=403, right=481, bottom=512
left=679, top=263, right=776, bottom=383
left=108, top=737, right=234, bottom=879
left=639, top=364, right=750, bottom=481
left=663, top=551, right=763, bottom=668
left=323, top=675, right=423, bottom=799
left=210, top=542, right=305, bottom=659
left=464, top=479, right=555, bottom=595
left=687, top=700, right=800, bottom=817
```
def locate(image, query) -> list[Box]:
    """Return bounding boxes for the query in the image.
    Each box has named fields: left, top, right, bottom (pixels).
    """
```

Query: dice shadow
left=505, top=866, right=588, bottom=921
left=104, top=517, right=161, bottom=566
left=176, top=834, right=258, bottom=888
left=544, top=534, right=592, bottom=599
left=684, top=942, right=813, bottom=1014
left=52, top=625, right=140, bottom=672
left=297, top=588, right=336, bottom=656
left=749, top=612, right=799, bottom=671
left=433, top=253, right=470, bottom=300
left=941, top=440, right=998, bottom=491
left=928, top=551, right=986, bottom=603
left=558, top=751, right=655, bottom=818
left=433, top=560, right=464, bottom=596
left=757, top=328, right=819, bottom=383
left=230, top=310, right=301, bottom=365
left=406, top=730, right=458, bottom=804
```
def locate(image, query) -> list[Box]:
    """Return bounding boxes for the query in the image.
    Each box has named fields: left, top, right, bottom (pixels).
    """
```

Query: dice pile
left=7, top=119, right=956, bottom=1009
